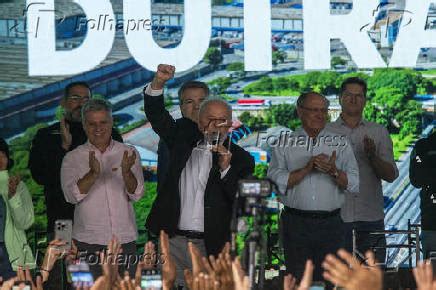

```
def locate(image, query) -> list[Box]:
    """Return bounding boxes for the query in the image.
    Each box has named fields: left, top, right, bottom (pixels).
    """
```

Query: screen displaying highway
left=0, top=0, right=435, bottom=268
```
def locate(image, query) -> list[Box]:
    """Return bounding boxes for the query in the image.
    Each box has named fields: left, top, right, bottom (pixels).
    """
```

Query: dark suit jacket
left=144, top=92, right=254, bottom=256
left=410, top=131, right=436, bottom=230
left=28, top=120, right=123, bottom=232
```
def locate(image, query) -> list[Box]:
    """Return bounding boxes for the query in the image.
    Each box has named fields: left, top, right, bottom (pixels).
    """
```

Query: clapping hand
left=89, top=151, right=100, bottom=177
left=121, top=150, right=136, bottom=175
left=8, top=175, right=20, bottom=198
left=363, top=135, right=376, bottom=160
left=60, top=118, right=72, bottom=151
left=314, top=151, right=337, bottom=176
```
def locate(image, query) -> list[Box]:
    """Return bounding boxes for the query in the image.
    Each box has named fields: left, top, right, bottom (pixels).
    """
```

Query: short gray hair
left=296, top=91, right=330, bottom=108
left=81, top=99, right=112, bottom=123
left=199, top=97, right=232, bottom=118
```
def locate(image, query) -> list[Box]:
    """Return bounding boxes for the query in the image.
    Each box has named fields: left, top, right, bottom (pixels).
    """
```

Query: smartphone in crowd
left=141, top=269, right=162, bottom=290
left=54, top=219, right=72, bottom=251
left=309, top=281, right=326, bottom=290
left=12, top=281, right=31, bottom=290
left=429, top=252, right=436, bottom=273
left=67, top=262, right=94, bottom=288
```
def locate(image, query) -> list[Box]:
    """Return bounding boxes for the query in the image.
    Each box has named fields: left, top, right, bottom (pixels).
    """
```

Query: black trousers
left=74, top=239, right=137, bottom=280
left=281, top=210, right=344, bottom=287
left=343, top=220, right=386, bottom=265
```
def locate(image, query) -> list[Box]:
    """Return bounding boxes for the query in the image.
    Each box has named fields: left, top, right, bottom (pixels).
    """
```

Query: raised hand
left=60, top=118, right=72, bottom=151
left=15, top=267, right=42, bottom=290
left=297, top=260, right=314, bottom=290
left=413, top=260, right=436, bottom=290
left=189, top=242, right=206, bottom=279
left=283, top=260, right=314, bottom=290
left=284, top=274, right=296, bottom=290
left=40, top=239, right=70, bottom=282
left=322, top=249, right=382, bottom=290
left=135, top=241, right=157, bottom=286
left=121, top=150, right=136, bottom=174
left=232, top=257, right=249, bottom=290
left=89, top=151, right=100, bottom=177
left=8, top=175, right=20, bottom=198
left=151, top=64, right=176, bottom=90
left=101, top=236, right=123, bottom=286
left=160, top=231, right=176, bottom=290
left=119, top=271, right=138, bottom=290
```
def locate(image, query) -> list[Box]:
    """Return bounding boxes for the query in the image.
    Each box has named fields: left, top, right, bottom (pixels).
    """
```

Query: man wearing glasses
left=268, top=92, right=359, bottom=287
left=143, top=64, right=254, bottom=288
left=29, top=82, right=123, bottom=242
left=327, top=77, right=398, bottom=265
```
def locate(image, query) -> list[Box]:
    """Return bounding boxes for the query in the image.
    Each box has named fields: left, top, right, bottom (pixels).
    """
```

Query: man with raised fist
left=61, top=99, right=144, bottom=278
left=143, top=64, right=254, bottom=288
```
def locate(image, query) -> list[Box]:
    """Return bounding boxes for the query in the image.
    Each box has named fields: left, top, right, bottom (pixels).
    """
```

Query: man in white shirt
left=61, top=99, right=144, bottom=277
left=268, top=92, right=359, bottom=286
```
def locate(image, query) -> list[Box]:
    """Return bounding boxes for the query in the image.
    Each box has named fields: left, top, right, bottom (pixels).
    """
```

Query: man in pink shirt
left=61, top=99, right=144, bottom=277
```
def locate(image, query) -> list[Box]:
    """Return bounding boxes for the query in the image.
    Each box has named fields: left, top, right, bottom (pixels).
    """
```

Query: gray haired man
left=61, top=99, right=144, bottom=278
left=268, top=92, right=359, bottom=287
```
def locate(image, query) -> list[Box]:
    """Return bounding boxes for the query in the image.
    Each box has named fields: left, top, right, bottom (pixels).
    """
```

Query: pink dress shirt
left=61, top=140, right=144, bottom=245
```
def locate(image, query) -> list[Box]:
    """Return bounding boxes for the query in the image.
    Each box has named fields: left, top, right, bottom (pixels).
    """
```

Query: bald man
left=268, top=92, right=359, bottom=287
left=142, top=64, right=254, bottom=288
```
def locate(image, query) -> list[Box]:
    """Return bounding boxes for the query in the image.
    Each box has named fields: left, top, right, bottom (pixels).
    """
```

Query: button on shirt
left=327, top=117, right=399, bottom=222
left=61, top=140, right=144, bottom=245
left=267, top=127, right=359, bottom=211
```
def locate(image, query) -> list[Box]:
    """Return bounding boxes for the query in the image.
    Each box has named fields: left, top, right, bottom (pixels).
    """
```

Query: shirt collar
left=298, top=126, right=328, bottom=139
left=336, top=114, right=366, bottom=127
left=86, top=139, right=115, bottom=153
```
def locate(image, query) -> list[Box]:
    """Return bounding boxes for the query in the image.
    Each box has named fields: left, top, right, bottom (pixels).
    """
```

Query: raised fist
left=151, top=64, right=176, bottom=90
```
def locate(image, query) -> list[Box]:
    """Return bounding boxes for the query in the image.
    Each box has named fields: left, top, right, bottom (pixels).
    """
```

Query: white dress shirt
left=267, top=127, right=359, bottom=211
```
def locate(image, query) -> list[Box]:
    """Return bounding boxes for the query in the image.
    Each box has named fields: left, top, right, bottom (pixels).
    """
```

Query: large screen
left=0, top=0, right=435, bottom=267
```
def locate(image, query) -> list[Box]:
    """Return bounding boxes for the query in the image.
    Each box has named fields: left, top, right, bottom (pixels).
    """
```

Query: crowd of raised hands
left=2, top=235, right=436, bottom=290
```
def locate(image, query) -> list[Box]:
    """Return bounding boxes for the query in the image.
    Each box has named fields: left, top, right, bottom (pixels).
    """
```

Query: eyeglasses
left=206, top=119, right=232, bottom=129
left=68, top=95, right=90, bottom=102
left=300, top=106, right=328, bottom=114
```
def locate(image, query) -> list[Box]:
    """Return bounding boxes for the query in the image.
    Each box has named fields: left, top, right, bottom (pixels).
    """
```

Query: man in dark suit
left=143, top=64, right=254, bottom=288
left=410, top=129, right=436, bottom=258
left=156, top=80, right=209, bottom=189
